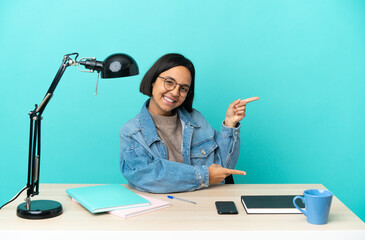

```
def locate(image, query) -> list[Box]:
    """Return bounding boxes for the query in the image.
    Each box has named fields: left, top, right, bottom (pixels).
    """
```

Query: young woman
left=119, top=53, right=259, bottom=193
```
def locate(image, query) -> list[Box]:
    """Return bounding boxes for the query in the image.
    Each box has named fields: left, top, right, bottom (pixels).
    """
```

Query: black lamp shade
left=101, top=53, right=139, bottom=79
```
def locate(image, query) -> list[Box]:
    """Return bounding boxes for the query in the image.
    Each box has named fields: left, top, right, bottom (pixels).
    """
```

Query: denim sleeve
left=120, top=132, right=208, bottom=194
left=214, top=121, right=241, bottom=169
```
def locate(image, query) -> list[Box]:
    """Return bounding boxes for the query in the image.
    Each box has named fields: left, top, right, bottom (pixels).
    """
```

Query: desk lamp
left=16, top=52, right=139, bottom=219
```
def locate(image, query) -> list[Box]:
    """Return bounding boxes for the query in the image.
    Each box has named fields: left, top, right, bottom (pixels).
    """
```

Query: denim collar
left=139, top=99, right=199, bottom=146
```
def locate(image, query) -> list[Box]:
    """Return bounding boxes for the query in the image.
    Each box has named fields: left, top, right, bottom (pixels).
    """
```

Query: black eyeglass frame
left=157, top=76, right=191, bottom=98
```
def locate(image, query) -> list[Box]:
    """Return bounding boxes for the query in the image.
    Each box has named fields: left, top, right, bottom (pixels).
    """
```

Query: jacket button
left=201, top=148, right=206, bottom=155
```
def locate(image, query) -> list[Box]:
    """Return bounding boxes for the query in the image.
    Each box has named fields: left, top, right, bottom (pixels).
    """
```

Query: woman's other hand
left=208, top=164, right=246, bottom=185
left=224, top=97, right=259, bottom=128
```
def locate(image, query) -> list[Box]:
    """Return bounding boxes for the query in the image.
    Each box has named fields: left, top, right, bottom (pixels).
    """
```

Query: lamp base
left=17, top=200, right=63, bottom=219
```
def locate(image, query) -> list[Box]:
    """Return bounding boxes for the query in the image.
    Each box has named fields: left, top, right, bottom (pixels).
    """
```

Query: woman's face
left=149, top=66, right=192, bottom=116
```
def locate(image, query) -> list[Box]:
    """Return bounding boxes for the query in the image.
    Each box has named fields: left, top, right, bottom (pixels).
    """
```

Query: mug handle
left=293, top=196, right=307, bottom=216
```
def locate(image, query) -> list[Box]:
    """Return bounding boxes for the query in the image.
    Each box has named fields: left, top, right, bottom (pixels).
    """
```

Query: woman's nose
left=170, top=86, right=180, bottom=97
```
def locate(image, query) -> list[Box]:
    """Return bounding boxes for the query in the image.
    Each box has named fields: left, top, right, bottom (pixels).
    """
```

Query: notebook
left=241, top=195, right=305, bottom=214
left=66, top=184, right=150, bottom=213
left=72, top=194, right=170, bottom=218
left=108, top=194, right=171, bottom=219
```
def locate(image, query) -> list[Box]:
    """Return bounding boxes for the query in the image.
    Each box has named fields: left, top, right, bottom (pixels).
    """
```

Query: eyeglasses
left=158, top=76, right=191, bottom=98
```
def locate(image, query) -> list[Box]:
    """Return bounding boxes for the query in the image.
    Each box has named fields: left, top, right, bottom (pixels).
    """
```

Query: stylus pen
left=167, top=195, right=196, bottom=204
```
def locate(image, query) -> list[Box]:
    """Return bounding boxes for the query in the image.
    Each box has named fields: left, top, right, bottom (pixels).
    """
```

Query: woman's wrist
left=224, top=119, right=237, bottom=128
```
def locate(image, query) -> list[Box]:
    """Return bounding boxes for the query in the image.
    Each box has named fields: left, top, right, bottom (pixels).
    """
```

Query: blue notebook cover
left=66, top=184, right=150, bottom=213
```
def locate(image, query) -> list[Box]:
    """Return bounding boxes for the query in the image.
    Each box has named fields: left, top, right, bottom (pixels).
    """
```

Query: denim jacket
left=119, top=99, right=241, bottom=193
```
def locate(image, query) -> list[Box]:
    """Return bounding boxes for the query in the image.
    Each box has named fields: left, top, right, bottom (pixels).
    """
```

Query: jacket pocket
left=190, top=139, right=218, bottom=158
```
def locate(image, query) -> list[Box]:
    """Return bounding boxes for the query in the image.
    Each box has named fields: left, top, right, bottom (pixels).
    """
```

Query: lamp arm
left=36, top=53, right=79, bottom=116
left=26, top=53, right=79, bottom=203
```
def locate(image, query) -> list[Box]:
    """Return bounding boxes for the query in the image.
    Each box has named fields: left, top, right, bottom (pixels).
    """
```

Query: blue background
left=0, top=0, right=364, bottom=222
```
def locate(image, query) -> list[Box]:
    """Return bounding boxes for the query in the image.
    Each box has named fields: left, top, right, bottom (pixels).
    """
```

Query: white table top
left=1, top=183, right=364, bottom=239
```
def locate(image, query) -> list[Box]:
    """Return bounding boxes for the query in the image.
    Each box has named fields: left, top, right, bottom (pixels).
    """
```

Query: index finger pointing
left=226, top=169, right=247, bottom=175
left=242, top=96, right=260, bottom=103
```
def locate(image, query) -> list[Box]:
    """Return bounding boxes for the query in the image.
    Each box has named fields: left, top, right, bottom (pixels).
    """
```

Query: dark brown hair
left=139, top=53, right=195, bottom=112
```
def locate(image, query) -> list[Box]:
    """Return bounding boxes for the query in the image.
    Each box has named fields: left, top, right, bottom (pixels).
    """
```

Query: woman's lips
left=162, top=95, right=177, bottom=106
